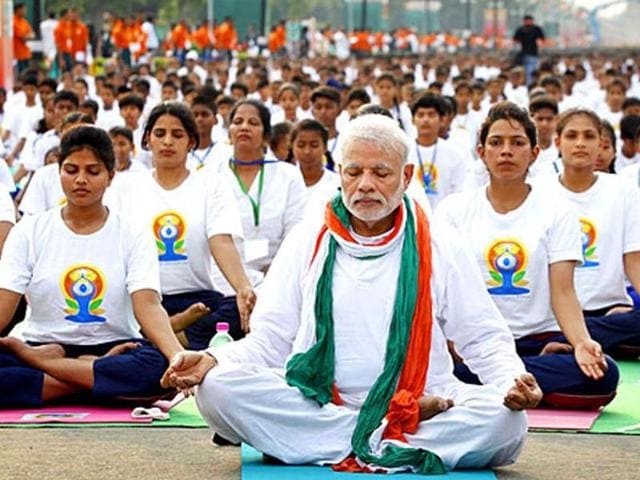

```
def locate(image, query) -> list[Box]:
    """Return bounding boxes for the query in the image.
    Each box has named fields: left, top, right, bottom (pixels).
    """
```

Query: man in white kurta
left=163, top=115, right=542, bottom=472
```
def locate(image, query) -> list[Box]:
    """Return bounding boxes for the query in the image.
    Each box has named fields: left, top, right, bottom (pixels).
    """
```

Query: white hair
left=339, top=114, right=411, bottom=166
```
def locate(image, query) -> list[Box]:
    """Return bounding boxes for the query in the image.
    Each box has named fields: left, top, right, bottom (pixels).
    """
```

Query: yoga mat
left=241, top=445, right=497, bottom=479
left=591, top=361, right=640, bottom=435
left=526, top=408, right=601, bottom=431
left=0, top=405, right=152, bottom=424
left=0, top=397, right=208, bottom=429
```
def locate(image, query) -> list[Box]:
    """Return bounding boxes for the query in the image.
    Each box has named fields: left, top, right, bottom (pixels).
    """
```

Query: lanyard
left=416, top=140, right=438, bottom=195
left=191, top=144, right=213, bottom=167
left=231, top=160, right=267, bottom=227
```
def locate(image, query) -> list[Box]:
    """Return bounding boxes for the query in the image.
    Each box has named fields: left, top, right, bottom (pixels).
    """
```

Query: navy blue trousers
left=453, top=311, right=640, bottom=395
left=161, top=290, right=243, bottom=350
left=0, top=339, right=169, bottom=408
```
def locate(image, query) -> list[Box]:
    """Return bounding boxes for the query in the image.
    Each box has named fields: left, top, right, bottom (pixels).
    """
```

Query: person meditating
left=162, top=115, right=542, bottom=473
left=0, top=126, right=184, bottom=407
left=436, top=102, right=618, bottom=408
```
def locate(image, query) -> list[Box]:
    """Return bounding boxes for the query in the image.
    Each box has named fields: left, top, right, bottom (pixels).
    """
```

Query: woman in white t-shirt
left=291, top=119, right=339, bottom=217
left=206, top=99, right=307, bottom=288
left=0, top=126, right=183, bottom=408
left=543, top=108, right=640, bottom=353
left=437, top=102, right=618, bottom=406
left=18, top=112, right=94, bottom=216
left=117, top=103, right=256, bottom=350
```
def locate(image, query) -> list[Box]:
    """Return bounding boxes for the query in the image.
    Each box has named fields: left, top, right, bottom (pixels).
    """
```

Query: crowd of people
left=2, top=5, right=640, bottom=475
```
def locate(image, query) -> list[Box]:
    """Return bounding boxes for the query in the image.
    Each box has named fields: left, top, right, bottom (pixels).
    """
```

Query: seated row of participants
left=0, top=98, right=638, bottom=473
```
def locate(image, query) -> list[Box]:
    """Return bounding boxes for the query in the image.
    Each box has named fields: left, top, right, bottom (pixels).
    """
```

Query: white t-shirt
left=436, top=185, right=582, bottom=338
left=304, top=169, right=340, bottom=218
left=0, top=158, right=15, bottom=193
left=0, top=208, right=160, bottom=344
left=31, top=129, right=60, bottom=172
left=619, top=162, right=640, bottom=186
left=614, top=150, right=640, bottom=173
left=19, top=163, right=65, bottom=215
left=449, top=110, right=482, bottom=154
left=542, top=173, right=640, bottom=310
left=96, top=106, right=124, bottom=131
left=0, top=188, right=16, bottom=224
left=186, top=142, right=228, bottom=171
left=407, top=138, right=471, bottom=209
left=529, top=144, right=562, bottom=178
left=205, top=159, right=307, bottom=280
left=120, top=171, right=243, bottom=296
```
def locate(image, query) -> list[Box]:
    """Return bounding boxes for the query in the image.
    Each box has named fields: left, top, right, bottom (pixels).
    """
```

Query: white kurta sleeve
left=433, top=222, right=526, bottom=394
left=209, top=224, right=310, bottom=368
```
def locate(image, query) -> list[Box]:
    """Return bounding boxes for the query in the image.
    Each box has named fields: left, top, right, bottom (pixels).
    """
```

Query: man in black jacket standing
left=513, top=15, right=545, bottom=86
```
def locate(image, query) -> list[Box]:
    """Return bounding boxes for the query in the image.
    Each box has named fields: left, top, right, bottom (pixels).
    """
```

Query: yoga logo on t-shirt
left=416, top=163, right=438, bottom=195
left=579, top=218, right=599, bottom=268
left=485, top=239, right=530, bottom=295
left=61, top=265, right=107, bottom=323
left=153, top=211, right=188, bottom=262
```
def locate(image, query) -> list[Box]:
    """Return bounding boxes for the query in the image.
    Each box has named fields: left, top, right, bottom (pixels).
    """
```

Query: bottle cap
left=216, top=322, right=230, bottom=332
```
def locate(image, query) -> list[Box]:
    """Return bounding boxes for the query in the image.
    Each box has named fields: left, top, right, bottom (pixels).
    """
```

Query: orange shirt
left=217, top=22, right=237, bottom=50
left=275, top=25, right=286, bottom=50
left=70, top=21, right=89, bottom=56
left=111, top=20, right=128, bottom=49
left=352, top=32, right=371, bottom=52
left=191, top=26, right=211, bottom=50
left=54, top=19, right=73, bottom=53
left=171, top=24, right=190, bottom=50
left=268, top=31, right=279, bottom=52
left=13, top=16, right=33, bottom=60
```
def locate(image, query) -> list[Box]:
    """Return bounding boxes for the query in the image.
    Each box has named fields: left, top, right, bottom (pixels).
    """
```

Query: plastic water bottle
left=209, top=322, right=234, bottom=348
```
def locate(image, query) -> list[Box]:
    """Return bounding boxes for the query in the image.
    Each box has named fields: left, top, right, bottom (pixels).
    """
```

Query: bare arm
left=0, top=289, right=23, bottom=335
left=623, top=251, right=640, bottom=295
left=549, top=261, right=606, bottom=379
left=209, top=234, right=255, bottom=332
left=131, top=289, right=183, bottom=361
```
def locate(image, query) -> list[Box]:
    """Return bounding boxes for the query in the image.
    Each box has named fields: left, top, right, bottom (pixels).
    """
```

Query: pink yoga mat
left=0, top=406, right=152, bottom=424
left=526, top=408, right=601, bottom=430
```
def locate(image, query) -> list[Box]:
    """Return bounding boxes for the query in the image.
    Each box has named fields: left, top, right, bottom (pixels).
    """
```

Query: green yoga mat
left=0, top=397, right=208, bottom=429
left=242, top=445, right=497, bottom=479
left=591, top=361, right=640, bottom=434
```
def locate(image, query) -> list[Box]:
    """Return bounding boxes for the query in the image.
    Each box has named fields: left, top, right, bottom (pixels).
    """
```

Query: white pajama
left=196, top=215, right=528, bottom=471
left=197, top=364, right=526, bottom=470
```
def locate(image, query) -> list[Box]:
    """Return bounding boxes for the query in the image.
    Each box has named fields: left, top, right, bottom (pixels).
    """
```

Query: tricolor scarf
left=285, top=194, right=445, bottom=474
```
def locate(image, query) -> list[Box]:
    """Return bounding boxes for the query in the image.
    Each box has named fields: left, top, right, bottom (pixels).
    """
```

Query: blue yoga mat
left=241, top=445, right=497, bottom=479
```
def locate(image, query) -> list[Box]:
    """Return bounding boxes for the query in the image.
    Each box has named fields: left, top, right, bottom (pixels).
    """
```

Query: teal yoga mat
left=241, top=444, right=497, bottom=479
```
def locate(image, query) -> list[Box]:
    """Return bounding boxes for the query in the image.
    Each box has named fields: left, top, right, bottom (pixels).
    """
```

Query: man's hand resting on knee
left=161, top=351, right=217, bottom=395
left=503, top=373, right=542, bottom=410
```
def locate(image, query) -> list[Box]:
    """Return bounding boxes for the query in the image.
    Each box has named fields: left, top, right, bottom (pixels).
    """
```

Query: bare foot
left=104, top=342, right=141, bottom=357
left=418, top=395, right=454, bottom=421
left=181, top=302, right=211, bottom=323
left=171, top=302, right=211, bottom=332
left=0, top=338, right=64, bottom=368
left=540, top=342, right=573, bottom=355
